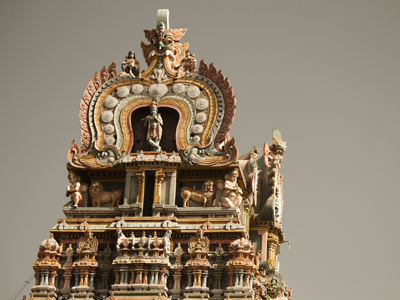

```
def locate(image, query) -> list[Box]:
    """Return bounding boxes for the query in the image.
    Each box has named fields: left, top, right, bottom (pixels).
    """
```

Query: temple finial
left=157, top=9, right=169, bottom=30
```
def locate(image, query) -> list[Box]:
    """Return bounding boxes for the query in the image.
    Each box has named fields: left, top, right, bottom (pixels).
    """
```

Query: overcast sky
left=1, top=1, right=399, bottom=299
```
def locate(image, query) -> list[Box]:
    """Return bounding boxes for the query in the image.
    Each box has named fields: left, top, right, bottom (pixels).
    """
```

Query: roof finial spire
left=157, top=9, right=169, bottom=30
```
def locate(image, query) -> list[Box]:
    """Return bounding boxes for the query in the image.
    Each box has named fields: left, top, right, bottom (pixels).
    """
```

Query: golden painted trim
left=119, top=98, right=153, bottom=153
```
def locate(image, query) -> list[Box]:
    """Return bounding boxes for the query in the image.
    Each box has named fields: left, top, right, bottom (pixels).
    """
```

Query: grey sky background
left=1, top=1, right=399, bottom=299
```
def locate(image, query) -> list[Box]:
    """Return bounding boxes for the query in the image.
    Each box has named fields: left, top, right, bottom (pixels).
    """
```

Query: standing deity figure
left=121, top=51, right=141, bottom=77
left=219, top=168, right=243, bottom=217
left=66, top=171, right=82, bottom=208
left=181, top=50, right=197, bottom=74
left=142, top=102, right=163, bottom=151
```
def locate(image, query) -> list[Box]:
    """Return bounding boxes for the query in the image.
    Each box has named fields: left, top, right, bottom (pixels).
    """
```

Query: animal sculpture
left=181, top=180, right=216, bottom=208
left=89, top=181, right=123, bottom=207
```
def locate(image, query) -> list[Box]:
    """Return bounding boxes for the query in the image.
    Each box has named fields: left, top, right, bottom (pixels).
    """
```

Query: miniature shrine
left=27, top=9, right=292, bottom=300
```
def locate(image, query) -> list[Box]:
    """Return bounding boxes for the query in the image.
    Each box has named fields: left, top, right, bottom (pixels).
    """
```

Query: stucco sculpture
left=66, top=171, right=82, bottom=208
left=142, top=101, right=163, bottom=151
left=89, top=181, right=123, bottom=207
left=121, top=51, right=141, bottom=77
left=181, top=180, right=216, bottom=208
left=219, top=168, right=243, bottom=216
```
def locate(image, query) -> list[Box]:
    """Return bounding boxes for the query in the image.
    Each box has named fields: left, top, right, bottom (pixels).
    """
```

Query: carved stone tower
left=27, top=9, right=292, bottom=300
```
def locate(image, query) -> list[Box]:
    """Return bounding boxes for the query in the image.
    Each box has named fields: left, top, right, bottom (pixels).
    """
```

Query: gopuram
left=27, top=9, right=292, bottom=300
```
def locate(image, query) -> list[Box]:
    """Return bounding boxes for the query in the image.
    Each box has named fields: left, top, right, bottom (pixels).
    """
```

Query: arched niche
left=130, top=106, right=179, bottom=153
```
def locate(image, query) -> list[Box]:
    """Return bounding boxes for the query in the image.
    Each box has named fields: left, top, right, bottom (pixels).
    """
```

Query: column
left=143, top=269, right=149, bottom=284
left=50, top=270, right=57, bottom=286
left=234, top=270, right=239, bottom=287
left=202, top=270, right=208, bottom=288
left=187, top=270, right=193, bottom=287
left=228, top=271, right=234, bottom=287
left=257, top=230, right=268, bottom=261
left=169, top=171, right=177, bottom=205
left=44, top=270, right=49, bottom=286
left=130, top=267, right=135, bottom=284
left=267, top=232, right=279, bottom=267
left=159, top=268, right=166, bottom=285
left=89, top=271, right=95, bottom=287
left=73, top=270, right=80, bottom=287
left=35, top=271, right=40, bottom=286
left=238, top=270, right=244, bottom=287
left=135, top=172, right=144, bottom=204
left=114, top=267, right=120, bottom=285
left=154, top=168, right=165, bottom=204
left=123, top=172, right=133, bottom=205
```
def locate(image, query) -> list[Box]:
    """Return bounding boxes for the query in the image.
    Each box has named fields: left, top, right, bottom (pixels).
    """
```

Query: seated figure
left=219, top=168, right=243, bottom=217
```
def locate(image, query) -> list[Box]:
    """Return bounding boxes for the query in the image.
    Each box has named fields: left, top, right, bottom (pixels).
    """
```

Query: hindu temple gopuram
left=27, top=10, right=292, bottom=300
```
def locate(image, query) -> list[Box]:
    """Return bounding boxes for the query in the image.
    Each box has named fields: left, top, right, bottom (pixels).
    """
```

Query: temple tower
left=27, top=9, right=292, bottom=300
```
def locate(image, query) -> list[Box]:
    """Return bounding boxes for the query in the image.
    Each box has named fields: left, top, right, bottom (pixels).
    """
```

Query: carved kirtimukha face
left=141, top=24, right=188, bottom=69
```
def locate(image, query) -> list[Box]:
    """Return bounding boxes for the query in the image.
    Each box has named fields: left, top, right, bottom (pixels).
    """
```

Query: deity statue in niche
left=142, top=101, right=163, bottom=151
left=219, top=168, right=243, bottom=216
left=121, top=51, right=141, bottom=77
left=66, top=171, right=82, bottom=208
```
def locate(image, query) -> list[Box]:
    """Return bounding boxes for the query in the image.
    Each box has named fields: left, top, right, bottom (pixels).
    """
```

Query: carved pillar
left=154, top=268, right=159, bottom=284
left=187, top=270, right=193, bottom=287
left=202, top=270, right=208, bottom=288
left=173, top=271, right=182, bottom=289
left=234, top=270, right=239, bottom=287
left=228, top=271, right=234, bottom=287
left=143, top=269, right=149, bottom=284
left=136, top=172, right=144, bottom=204
left=238, top=269, right=244, bottom=287
left=154, top=168, right=165, bottom=204
left=123, top=172, right=134, bottom=205
left=267, top=232, right=279, bottom=267
left=73, top=270, right=79, bottom=287
left=135, top=267, right=143, bottom=284
left=44, top=270, right=49, bottom=286
left=35, top=271, right=40, bottom=286
left=159, top=268, right=166, bottom=285
left=63, top=272, right=72, bottom=289
left=169, top=171, right=177, bottom=205
left=89, top=271, right=95, bottom=287
left=55, top=271, right=61, bottom=288
left=114, top=267, right=120, bottom=285
left=50, top=271, right=57, bottom=286
left=244, top=271, right=250, bottom=287
left=257, top=230, right=268, bottom=261
left=130, top=267, right=135, bottom=284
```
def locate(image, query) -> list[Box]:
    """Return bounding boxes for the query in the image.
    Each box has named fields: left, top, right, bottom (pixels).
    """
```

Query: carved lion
left=89, top=181, right=123, bottom=207
left=181, top=180, right=216, bottom=208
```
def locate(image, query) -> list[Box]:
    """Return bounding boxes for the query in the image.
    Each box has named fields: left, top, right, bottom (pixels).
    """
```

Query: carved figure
left=66, top=171, right=82, bottom=208
left=121, top=51, right=141, bottom=77
left=142, top=102, right=163, bottom=151
left=116, top=230, right=127, bottom=250
left=219, top=168, right=243, bottom=216
left=181, top=50, right=197, bottom=74
left=174, top=243, right=184, bottom=265
left=255, top=250, right=262, bottom=267
left=89, top=181, right=123, bottom=207
left=163, top=230, right=172, bottom=257
left=65, top=244, right=74, bottom=264
left=181, top=180, right=216, bottom=208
